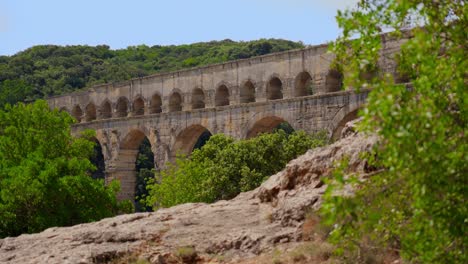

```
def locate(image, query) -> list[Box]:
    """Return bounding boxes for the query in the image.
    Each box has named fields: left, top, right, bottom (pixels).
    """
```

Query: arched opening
left=89, top=138, right=105, bottom=180
left=247, top=116, right=293, bottom=138
left=331, top=109, right=360, bottom=141
left=135, top=137, right=155, bottom=212
left=295, top=72, right=313, bottom=97
left=267, top=77, right=283, bottom=100
left=119, top=130, right=155, bottom=209
left=116, top=97, right=129, bottom=118
left=191, top=88, right=205, bottom=109
left=150, top=94, right=162, bottom=114
left=173, top=125, right=213, bottom=157
left=240, top=81, right=256, bottom=103
left=99, top=100, right=112, bottom=119
left=215, top=85, right=229, bottom=106
left=169, top=92, right=182, bottom=112
left=71, top=105, right=83, bottom=122
left=325, top=69, right=343, bottom=93
left=59, top=107, right=68, bottom=113
left=133, top=97, right=145, bottom=116
left=85, top=103, right=97, bottom=122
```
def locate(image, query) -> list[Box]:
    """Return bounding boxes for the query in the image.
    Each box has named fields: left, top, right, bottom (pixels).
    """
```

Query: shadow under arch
left=325, top=69, right=343, bottom=93
left=294, top=71, right=313, bottom=97
left=246, top=116, right=293, bottom=139
left=215, top=84, right=230, bottom=106
left=240, top=80, right=256, bottom=103
left=133, top=96, right=145, bottom=116
left=99, top=100, right=112, bottom=119
left=116, top=97, right=129, bottom=118
left=71, top=105, right=83, bottom=122
left=169, top=92, right=183, bottom=112
left=172, top=124, right=213, bottom=158
left=331, top=108, right=360, bottom=141
left=191, top=87, right=205, bottom=109
left=85, top=102, right=97, bottom=122
left=89, top=137, right=106, bottom=180
left=266, top=76, right=283, bottom=100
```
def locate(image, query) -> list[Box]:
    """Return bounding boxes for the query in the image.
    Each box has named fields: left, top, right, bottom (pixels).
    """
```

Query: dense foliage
left=0, top=101, right=132, bottom=238
left=321, top=0, right=467, bottom=263
left=135, top=137, right=155, bottom=212
left=144, top=130, right=328, bottom=209
left=0, top=39, right=304, bottom=107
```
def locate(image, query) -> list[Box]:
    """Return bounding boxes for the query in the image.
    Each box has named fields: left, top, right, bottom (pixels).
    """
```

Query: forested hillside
left=0, top=39, right=304, bottom=107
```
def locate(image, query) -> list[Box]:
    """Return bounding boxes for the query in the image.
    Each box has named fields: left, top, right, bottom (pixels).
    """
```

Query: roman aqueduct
left=47, top=36, right=403, bottom=200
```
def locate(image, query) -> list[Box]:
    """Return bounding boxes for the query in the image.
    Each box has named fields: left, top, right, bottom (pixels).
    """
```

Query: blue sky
left=0, top=0, right=358, bottom=56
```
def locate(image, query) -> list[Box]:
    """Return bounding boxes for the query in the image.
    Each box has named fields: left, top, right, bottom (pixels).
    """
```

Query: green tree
left=320, top=1, right=467, bottom=263
left=145, top=130, right=328, bottom=209
left=0, top=100, right=131, bottom=238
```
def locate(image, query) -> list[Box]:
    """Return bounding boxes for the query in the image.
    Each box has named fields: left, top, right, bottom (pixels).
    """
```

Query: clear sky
left=0, top=0, right=358, bottom=56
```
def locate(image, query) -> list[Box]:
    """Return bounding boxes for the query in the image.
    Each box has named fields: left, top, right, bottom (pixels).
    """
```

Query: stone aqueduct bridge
left=47, top=39, right=401, bottom=200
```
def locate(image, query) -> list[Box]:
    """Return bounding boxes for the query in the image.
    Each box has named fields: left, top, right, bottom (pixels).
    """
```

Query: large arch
left=112, top=129, right=154, bottom=202
left=116, top=97, right=129, bottom=118
left=246, top=116, right=291, bottom=138
left=294, top=71, right=313, bottom=97
left=191, top=88, right=205, bottom=109
left=85, top=102, right=97, bottom=122
left=150, top=93, right=162, bottom=114
left=71, top=105, right=83, bottom=122
left=172, top=124, right=213, bottom=158
left=133, top=96, right=145, bottom=116
left=240, top=80, right=256, bottom=104
left=99, top=100, right=112, bottom=119
left=266, top=76, right=283, bottom=100
left=215, top=85, right=230, bottom=106
left=325, top=69, right=343, bottom=93
left=331, top=108, right=360, bottom=141
left=169, top=92, right=183, bottom=112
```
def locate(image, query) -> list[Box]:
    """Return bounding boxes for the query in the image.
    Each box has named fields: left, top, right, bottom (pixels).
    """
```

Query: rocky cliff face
left=0, top=122, right=377, bottom=264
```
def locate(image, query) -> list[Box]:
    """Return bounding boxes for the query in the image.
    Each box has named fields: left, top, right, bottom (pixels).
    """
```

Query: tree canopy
left=0, top=100, right=131, bottom=238
left=0, top=39, right=304, bottom=108
left=321, top=0, right=467, bottom=263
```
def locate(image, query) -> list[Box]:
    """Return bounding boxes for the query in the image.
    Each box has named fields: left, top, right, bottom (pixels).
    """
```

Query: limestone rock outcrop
left=0, top=125, right=377, bottom=264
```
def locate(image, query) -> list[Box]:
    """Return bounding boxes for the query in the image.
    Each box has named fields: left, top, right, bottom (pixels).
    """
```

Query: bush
left=144, top=130, right=328, bottom=209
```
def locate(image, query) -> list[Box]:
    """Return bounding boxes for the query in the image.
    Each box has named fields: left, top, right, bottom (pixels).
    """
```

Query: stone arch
left=115, top=129, right=153, bottom=201
left=71, top=105, right=83, bottom=122
left=191, top=88, right=205, bottom=109
left=172, top=124, right=213, bottom=157
left=266, top=76, right=283, bottom=100
left=215, top=84, right=230, bottom=106
left=150, top=93, right=162, bottom=114
left=133, top=96, right=145, bottom=116
left=116, top=97, right=129, bottom=118
left=169, top=91, right=183, bottom=112
left=331, top=108, right=360, bottom=141
left=85, top=102, right=97, bottom=122
left=294, top=71, right=313, bottom=97
left=246, top=116, right=292, bottom=138
left=99, top=100, right=112, bottom=119
left=240, top=80, right=256, bottom=103
left=325, top=69, right=343, bottom=93
left=59, top=107, right=69, bottom=113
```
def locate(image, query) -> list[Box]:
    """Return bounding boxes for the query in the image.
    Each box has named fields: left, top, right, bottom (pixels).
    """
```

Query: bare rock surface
left=0, top=128, right=377, bottom=264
